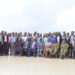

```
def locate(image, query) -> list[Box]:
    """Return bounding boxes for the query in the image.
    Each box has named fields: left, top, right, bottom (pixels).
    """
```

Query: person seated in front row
left=49, top=42, right=59, bottom=58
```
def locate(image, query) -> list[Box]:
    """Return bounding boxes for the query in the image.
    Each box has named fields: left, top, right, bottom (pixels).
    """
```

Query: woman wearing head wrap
left=60, top=40, right=68, bottom=59
left=44, top=39, right=51, bottom=57
left=49, top=42, right=59, bottom=58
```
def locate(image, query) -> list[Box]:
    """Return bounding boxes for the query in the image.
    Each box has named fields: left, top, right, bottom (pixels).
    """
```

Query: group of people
left=0, top=31, right=75, bottom=59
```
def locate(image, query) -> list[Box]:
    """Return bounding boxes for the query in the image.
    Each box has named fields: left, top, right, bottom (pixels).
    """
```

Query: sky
left=0, top=0, right=75, bottom=33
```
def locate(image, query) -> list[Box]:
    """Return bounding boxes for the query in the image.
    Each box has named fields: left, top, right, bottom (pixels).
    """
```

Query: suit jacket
left=2, top=35, right=9, bottom=44
left=66, top=36, right=70, bottom=45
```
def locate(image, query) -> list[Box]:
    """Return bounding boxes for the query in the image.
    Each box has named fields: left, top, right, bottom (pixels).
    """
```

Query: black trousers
left=72, top=50, right=75, bottom=58
left=68, top=44, right=73, bottom=58
left=23, top=48, right=28, bottom=56
left=0, top=42, right=3, bottom=55
left=2, top=42, right=9, bottom=55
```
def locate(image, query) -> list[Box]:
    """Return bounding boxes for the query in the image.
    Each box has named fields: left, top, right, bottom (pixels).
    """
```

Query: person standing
left=57, top=32, right=62, bottom=57
left=44, top=39, right=51, bottom=58
left=2, top=32, right=9, bottom=55
left=22, top=32, right=28, bottom=56
left=69, top=31, right=74, bottom=58
left=72, top=35, right=75, bottom=58
left=49, top=33, right=56, bottom=44
left=66, top=33, right=70, bottom=58
left=0, top=32, right=3, bottom=55
left=27, top=33, right=32, bottom=56
left=15, top=35, right=23, bottom=56
left=38, top=38, right=44, bottom=57
left=32, top=38, right=38, bottom=57
left=10, top=33, right=16, bottom=55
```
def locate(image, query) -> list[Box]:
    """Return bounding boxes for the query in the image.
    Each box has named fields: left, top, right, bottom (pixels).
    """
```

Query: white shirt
left=57, top=36, right=60, bottom=43
left=10, top=36, right=16, bottom=43
left=70, top=35, right=74, bottom=46
left=22, top=36, right=27, bottom=42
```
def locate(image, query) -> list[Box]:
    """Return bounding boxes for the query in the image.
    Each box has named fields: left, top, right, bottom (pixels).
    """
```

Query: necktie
left=4, top=36, right=7, bottom=42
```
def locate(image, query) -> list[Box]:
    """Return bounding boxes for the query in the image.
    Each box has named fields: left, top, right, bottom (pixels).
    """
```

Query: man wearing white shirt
left=22, top=34, right=27, bottom=42
left=22, top=32, right=28, bottom=55
left=10, top=33, right=16, bottom=55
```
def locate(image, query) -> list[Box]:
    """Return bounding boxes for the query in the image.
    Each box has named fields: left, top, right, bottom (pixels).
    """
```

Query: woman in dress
left=15, top=35, right=23, bottom=56
left=60, top=40, right=68, bottom=59
left=49, top=42, right=59, bottom=58
left=44, top=39, right=51, bottom=58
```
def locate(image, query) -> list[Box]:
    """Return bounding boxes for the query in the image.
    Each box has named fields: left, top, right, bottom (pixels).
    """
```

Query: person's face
left=12, top=33, right=15, bottom=36
left=24, top=32, right=27, bottom=36
left=24, top=34, right=26, bottom=36
left=71, top=31, right=74, bottom=35
left=62, top=40, right=65, bottom=44
left=74, top=36, right=75, bottom=39
left=40, top=34, right=42, bottom=37
left=63, top=32, right=66, bottom=36
left=3, top=32, right=5, bottom=35
left=67, top=33, right=69, bottom=36
left=30, top=34, right=32, bottom=37
left=5, top=32, right=7, bottom=35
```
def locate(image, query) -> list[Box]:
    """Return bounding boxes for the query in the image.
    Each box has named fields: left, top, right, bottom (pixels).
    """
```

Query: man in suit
left=27, top=33, right=32, bottom=56
left=2, top=31, right=9, bottom=55
left=69, top=31, right=74, bottom=58
left=72, top=35, right=75, bottom=58
left=0, top=32, right=3, bottom=55
left=57, top=32, right=62, bottom=58
left=66, top=33, right=70, bottom=58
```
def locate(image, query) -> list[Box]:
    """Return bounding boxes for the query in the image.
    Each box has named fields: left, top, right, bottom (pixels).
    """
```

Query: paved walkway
left=0, top=56, right=75, bottom=75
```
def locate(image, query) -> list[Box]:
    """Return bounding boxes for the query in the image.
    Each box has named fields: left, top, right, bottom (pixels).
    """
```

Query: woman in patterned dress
left=15, top=35, right=23, bottom=56
left=44, top=39, right=51, bottom=57
left=49, top=42, right=59, bottom=58
left=60, top=40, right=68, bottom=59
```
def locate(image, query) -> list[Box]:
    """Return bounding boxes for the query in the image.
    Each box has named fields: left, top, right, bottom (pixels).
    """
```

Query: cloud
left=0, top=0, right=75, bottom=33
left=54, top=6, right=75, bottom=32
left=0, top=0, right=31, bottom=18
